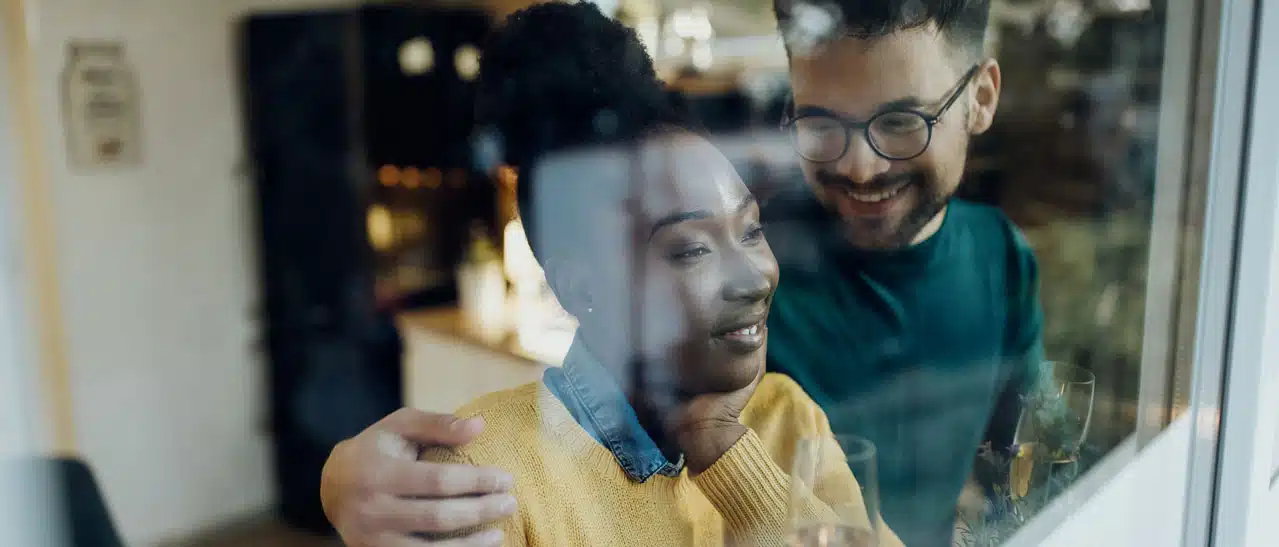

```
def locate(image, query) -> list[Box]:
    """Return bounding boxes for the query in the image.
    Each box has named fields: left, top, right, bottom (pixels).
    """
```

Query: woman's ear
left=968, top=59, right=1002, bottom=135
left=542, top=257, right=593, bottom=318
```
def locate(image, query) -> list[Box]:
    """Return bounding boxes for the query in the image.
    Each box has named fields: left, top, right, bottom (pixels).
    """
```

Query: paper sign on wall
left=62, top=42, right=142, bottom=170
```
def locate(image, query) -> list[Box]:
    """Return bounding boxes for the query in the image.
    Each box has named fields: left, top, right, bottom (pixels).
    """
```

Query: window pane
left=7, top=0, right=1241, bottom=545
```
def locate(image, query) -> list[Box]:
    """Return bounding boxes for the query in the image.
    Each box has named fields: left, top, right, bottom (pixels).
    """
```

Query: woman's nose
left=722, top=256, right=773, bottom=303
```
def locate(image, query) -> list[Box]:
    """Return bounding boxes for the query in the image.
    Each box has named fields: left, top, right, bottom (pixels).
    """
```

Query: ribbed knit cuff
left=692, top=429, right=791, bottom=537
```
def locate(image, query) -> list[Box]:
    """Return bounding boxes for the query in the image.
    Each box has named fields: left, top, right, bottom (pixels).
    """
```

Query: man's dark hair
left=476, top=1, right=697, bottom=258
left=773, top=0, right=990, bottom=60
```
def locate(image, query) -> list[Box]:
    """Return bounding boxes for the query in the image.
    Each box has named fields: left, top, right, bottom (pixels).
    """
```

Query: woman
left=422, top=3, right=903, bottom=546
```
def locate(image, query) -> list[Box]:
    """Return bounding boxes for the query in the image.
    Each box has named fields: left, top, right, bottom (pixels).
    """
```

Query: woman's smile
left=709, top=307, right=769, bottom=355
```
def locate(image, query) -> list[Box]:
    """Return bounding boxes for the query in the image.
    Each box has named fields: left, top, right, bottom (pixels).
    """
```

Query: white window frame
left=1005, top=0, right=1265, bottom=544
left=1209, top=0, right=1279, bottom=545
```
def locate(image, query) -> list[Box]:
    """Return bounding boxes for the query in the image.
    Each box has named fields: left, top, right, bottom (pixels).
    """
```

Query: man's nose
left=835, top=132, right=892, bottom=184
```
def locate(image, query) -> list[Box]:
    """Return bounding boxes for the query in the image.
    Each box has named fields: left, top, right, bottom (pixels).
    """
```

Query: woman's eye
left=669, top=246, right=710, bottom=262
left=743, top=224, right=765, bottom=244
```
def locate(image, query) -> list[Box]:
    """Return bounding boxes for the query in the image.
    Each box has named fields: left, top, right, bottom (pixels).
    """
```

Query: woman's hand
left=668, top=365, right=764, bottom=474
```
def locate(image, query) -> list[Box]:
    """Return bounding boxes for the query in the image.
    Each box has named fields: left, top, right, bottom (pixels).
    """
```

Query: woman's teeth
left=724, top=325, right=760, bottom=338
left=842, top=183, right=906, bottom=204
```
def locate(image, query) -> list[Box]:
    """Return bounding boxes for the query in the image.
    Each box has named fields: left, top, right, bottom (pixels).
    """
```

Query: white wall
left=23, top=0, right=353, bottom=544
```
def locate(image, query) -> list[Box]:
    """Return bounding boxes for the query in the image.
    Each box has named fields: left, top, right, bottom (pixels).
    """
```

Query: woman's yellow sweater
left=422, top=373, right=905, bottom=547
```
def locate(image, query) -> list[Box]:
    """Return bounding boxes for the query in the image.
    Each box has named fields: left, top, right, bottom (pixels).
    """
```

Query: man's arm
left=417, top=443, right=527, bottom=546
left=979, top=224, right=1046, bottom=489
left=320, top=408, right=517, bottom=547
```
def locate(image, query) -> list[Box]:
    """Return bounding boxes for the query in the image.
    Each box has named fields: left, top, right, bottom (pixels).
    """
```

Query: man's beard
left=815, top=169, right=953, bottom=250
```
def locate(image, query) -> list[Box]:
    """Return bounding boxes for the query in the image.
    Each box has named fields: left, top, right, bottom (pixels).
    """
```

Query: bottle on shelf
left=456, top=221, right=507, bottom=343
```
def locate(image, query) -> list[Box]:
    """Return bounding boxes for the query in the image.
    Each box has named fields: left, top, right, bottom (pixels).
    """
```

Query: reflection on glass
left=789, top=436, right=882, bottom=547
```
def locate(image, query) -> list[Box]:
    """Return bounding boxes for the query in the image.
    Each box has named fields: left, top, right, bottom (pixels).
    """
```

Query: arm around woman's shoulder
left=416, top=389, right=539, bottom=546
left=418, top=431, right=528, bottom=546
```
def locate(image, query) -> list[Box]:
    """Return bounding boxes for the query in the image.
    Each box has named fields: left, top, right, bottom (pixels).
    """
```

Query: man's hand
left=321, top=408, right=517, bottom=546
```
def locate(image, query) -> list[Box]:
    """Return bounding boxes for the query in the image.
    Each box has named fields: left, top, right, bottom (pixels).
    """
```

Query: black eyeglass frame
left=781, top=63, right=984, bottom=163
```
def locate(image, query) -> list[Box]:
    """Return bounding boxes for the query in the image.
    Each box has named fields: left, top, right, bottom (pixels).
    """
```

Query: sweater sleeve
left=692, top=403, right=905, bottom=547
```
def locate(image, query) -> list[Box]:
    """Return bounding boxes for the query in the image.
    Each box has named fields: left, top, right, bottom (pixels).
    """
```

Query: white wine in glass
left=788, top=435, right=880, bottom=547
left=1010, top=361, right=1096, bottom=498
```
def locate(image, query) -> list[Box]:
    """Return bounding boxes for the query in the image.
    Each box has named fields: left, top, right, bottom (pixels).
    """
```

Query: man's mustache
left=815, top=170, right=923, bottom=194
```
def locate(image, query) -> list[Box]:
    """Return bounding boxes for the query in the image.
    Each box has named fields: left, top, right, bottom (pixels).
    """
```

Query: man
left=761, top=2, right=1041, bottom=544
left=319, top=1, right=1042, bottom=545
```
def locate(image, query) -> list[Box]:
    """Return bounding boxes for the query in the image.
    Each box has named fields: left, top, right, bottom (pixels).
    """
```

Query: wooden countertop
left=396, top=306, right=552, bottom=413
left=396, top=306, right=542, bottom=364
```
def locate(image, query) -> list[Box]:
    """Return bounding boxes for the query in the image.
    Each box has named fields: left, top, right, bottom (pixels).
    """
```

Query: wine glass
left=1009, top=361, right=1096, bottom=499
left=788, top=435, right=881, bottom=547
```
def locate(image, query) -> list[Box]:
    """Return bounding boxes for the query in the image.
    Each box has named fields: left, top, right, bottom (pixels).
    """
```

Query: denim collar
left=542, top=338, right=685, bottom=482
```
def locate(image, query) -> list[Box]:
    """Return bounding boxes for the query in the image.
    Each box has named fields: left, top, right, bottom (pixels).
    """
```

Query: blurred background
left=4, top=0, right=1274, bottom=546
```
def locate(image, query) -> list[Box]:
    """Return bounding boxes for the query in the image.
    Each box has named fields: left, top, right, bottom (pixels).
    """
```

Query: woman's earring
left=587, top=307, right=594, bottom=314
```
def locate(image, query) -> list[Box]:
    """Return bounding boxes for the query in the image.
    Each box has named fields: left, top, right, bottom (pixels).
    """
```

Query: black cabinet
left=237, top=5, right=493, bottom=533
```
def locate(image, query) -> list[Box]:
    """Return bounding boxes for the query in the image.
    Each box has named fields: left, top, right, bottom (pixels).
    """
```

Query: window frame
left=1004, top=0, right=1264, bottom=543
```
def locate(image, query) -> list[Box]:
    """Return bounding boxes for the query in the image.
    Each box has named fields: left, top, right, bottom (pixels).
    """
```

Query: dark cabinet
left=237, top=5, right=493, bottom=533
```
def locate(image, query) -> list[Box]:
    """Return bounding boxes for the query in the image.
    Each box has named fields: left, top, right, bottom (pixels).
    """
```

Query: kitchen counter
left=397, top=306, right=556, bottom=413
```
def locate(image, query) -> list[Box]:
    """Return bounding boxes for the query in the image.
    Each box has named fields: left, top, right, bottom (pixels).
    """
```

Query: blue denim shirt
left=542, top=340, right=684, bottom=482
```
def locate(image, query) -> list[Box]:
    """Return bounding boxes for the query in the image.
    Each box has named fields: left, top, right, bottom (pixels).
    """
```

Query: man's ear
left=968, top=59, right=1002, bottom=135
left=542, top=256, right=593, bottom=318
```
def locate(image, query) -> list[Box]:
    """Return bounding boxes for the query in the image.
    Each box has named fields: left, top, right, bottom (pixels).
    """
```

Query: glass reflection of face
left=788, top=25, right=1000, bottom=250
left=533, top=131, right=779, bottom=400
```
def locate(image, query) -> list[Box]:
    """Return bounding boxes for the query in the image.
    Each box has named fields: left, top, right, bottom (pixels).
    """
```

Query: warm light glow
left=424, top=167, right=443, bottom=189
left=670, top=5, right=713, bottom=41
left=398, top=211, right=425, bottom=240
left=367, top=205, right=395, bottom=251
left=636, top=18, right=660, bottom=55
left=664, top=33, right=686, bottom=56
left=454, top=44, right=482, bottom=81
left=496, top=165, right=518, bottom=189
left=504, top=218, right=574, bottom=365
left=691, top=41, right=713, bottom=71
left=504, top=218, right=542, bottom=285
left=399, top=37, right=435, bottom=75
left=447, top=169, right=467, bottom=188
left=377, top=165, right=399, bottom=186
left=401, top=167, right=421, bottom=189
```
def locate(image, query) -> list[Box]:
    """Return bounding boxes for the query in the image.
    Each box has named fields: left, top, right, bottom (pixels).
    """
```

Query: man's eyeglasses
left=782, top=64, right=982, bottom=163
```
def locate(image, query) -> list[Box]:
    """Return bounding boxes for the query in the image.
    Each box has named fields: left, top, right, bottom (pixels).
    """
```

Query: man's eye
left=875, top=113, right=926, bottom=133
